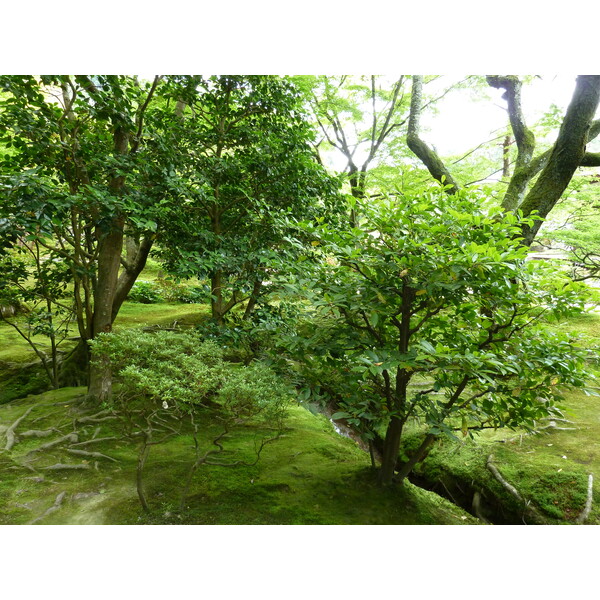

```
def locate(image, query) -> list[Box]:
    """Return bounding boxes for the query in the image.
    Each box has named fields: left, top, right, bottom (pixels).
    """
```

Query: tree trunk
left=211, top=269, right=224, bottom=324
left=378, top=415, right=404, bottom=485
left=394, top=433, right=436, bottom=484
left=87, top=215, right=125, bottom=403
left=242, top=280, right=263, bottom=320
left=111, top=235, right=154, bottom=321
left=519, top=75, right=600, bottom=244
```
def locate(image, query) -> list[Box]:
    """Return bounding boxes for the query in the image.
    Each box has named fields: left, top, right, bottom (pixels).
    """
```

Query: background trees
left=407, top=75, right=600, bottom=244
left=157, top=75, right=340, bottom=324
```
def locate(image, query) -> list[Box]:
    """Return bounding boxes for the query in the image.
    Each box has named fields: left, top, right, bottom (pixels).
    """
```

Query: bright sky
left=423, top=75, right=581, bottom=156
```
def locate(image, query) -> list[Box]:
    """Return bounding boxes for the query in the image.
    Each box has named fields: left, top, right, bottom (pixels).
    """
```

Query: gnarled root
left=43, top=463, right=91, bottom=471
left=66, top=448, right=118, bottom=462
left=4, top=407, right=34, bottom=451
left=26, top=433, right=79, bottom=455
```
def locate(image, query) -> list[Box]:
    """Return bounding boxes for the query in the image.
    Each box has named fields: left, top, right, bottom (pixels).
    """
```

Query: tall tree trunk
left=211, top=269, right=224, bottom=324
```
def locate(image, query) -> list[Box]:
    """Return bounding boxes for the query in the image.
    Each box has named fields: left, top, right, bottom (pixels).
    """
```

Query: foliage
left=156, top=75, right=342, bottom=322
left=126, top=281, right=162, bottom=304
left=283, top=187, right=594, bottom=483
left=90, top=329, right=291, bottom=510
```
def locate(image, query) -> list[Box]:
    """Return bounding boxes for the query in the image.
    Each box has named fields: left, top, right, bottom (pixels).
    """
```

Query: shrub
left=127, top=281, right=162, bottom=304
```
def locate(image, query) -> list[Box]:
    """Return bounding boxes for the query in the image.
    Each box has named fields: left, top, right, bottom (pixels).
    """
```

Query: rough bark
left=87, top=215, right=125, bottom=402
left=394, top=433, right=436, bottom=484
left=378, top=415, right=404, bottom=485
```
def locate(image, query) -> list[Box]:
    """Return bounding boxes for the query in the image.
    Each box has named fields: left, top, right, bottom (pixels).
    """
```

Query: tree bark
left=87, top=215, right=125, bottom=402
left=111, top=235, right=155, bottom=321
left=520, top=75, right=600, bottom=244
left=394, top=433, right=436, bottom=484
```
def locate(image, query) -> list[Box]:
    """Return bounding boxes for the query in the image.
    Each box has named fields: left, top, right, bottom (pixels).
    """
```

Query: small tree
left=90, top=329, right=290, bottom=512
left=0, top=239, right=74, bottom=388
left=291, top=187, right=593, bottom=485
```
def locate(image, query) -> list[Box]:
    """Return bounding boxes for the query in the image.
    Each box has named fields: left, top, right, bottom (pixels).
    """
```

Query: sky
left=423, top=75, right=580, bottom=155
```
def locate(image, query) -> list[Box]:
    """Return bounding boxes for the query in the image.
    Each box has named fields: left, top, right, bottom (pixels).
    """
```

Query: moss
left=0, top=390, right=475, bottom=525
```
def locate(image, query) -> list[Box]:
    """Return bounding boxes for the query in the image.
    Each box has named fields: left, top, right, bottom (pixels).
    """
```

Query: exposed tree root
left=69, top=437, right=118, bottom=447
left=3, top=407, right=34, bottom=451
left=576, top=474, right=594, bottom=524
left=76, top=416, right=117, bottom=424
left=43, top=463, right=91, bottom=471
left=75, top=410, right=115, bottom=425
left=29, top=491, right=66, bottom=524
left=19, top=429, right=60, bottom=439
left=26, top=433, right=79, bottom=455
left=486, top=454, right=544, bottom=524
left=66, top=448, right=118, bottom=462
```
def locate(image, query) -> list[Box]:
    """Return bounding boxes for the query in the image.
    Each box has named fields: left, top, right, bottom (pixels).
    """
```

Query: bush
left=127, top=281, right=162, bottom=304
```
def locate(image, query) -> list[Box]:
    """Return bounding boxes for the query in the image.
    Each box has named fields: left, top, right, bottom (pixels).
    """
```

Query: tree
left=90, top=329, right=290, bottom=512
left=407, top=75, right=600, bottom=244
left=157, top=75, right=341, bottom=324
left=290, top=188, right=591, bottom=485
left=0, top=75, right=185, bottom=402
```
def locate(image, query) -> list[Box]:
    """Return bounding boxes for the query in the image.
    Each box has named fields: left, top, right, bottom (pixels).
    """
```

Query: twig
left=576, top=474, right=594, bottom=524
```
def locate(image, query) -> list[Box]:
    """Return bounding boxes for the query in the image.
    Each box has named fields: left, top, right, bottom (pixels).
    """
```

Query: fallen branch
left=27, top=433, right=79, bottom=455
left=576, top=474, right=594, bottom=524
left=486, top=454, right=544, bottom=523
left=4, top=407, right=34, bottom=451
left=29, top=491, right=66, bottom=525
left=66, top=448, right=118, bottom=462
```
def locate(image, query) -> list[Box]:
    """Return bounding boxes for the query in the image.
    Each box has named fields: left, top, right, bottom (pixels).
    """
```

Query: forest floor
left=0, top=387, right=478, bottom=525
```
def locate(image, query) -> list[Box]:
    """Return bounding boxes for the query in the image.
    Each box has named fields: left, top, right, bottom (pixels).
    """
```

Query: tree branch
left=407, top=75, right=459, bottom=194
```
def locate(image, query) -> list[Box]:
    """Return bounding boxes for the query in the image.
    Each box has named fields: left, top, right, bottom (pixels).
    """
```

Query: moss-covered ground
left=3, top=257, right=600, bottom=524
left=0, top=388, right=476, bottom=525
left=404, top=312, right=600, bottom=524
